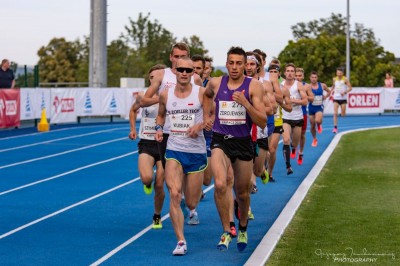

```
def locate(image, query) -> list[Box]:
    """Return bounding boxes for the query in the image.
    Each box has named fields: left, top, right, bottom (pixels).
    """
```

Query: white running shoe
left=172, top=241, right=187, bottom=256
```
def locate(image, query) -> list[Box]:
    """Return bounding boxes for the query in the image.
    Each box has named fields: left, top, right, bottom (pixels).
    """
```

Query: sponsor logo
left=5, top=100, right=17, bottom=115
left=53, top=96, right=75, bottom=113
left=348, top=93, right=379, bottom=108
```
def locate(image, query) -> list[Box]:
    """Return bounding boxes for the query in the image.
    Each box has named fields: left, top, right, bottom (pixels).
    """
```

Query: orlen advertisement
left=50, top=89, right=77, bottom=123
left=0, top=88, right=20, bottom=128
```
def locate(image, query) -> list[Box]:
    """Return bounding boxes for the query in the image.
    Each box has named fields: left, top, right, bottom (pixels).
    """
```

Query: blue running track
left=0, top=115, right=399, bottom=265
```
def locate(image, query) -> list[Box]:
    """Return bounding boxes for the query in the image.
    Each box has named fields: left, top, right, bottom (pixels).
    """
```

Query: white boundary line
left=0, top=137, right=127, bottom=169
left=0, top=151, right=137, bottom=196
left=0, top=127, right=127, bottom=152
left=90, top=185, right=215, bottom=265
left=244, top=125, right=400, bottom=266
left=0, top=177, right=141, bottom=240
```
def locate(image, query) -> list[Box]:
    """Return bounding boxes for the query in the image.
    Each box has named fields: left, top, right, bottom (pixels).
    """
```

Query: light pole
left=346, top=0, right=350, bottom=80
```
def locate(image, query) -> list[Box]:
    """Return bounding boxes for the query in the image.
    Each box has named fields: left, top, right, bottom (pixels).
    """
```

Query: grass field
left=266, top=127, right=400, bottom=265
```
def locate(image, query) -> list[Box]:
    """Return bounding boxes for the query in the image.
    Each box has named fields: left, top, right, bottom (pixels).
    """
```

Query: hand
left=203, top=119, right=213, bottom=131
left=232, top=90, right=248, bottom=108
left=155, top=131, right=163, bottom=142
left=128, top=130, right=137, bottom=140
left=187, top=124, right=201, bottom=138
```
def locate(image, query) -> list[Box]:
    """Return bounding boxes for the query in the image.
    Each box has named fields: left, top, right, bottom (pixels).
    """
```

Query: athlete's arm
left=232, top=79, right=266, bottom=129
left=269, top=73, right=283, bottom=104
left=140, top=69, right=163, bottom=107
left=128, top=93, right=143, bottom=140
left=322, top=83, right=331, bottom=100
left=281, top=87, right=293, bottom=112
left=202, top=78, right=218, bottom=131
left=305, top=84, right=314, bottom=103
left=187, top=87, right=207, bottom=138
left=155, top=89, right=168, bottom=142
left=345, top=78, right=352, bottom=93
left=263, top=80, right=277, bottom=114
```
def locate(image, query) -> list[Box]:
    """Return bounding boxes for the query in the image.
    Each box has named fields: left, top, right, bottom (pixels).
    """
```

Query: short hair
left=246, top=51, right=261, bottom=66
left=148, top=64, right=166, bottom=74
left=295, top=67, right=304, bottom=73
left=204, top=56, right=213, bottom=63
left=227, top=46, right=247, bottom=61
left=191, top=54, right=205, bottom=67
left=170, top=42, right=190, bottom=56
left=268, top=64, right=280, bottom=72
left=253, top=49, right=267, bottom=61
left=284, top=63, right=296, bottom=71
left=1, top=59, right=9, bottom=66
left=310, top=71, right=318, bottom=76
left=336, top=67, right=345, bottom=72
left=270, top=58, right=281, bottom=66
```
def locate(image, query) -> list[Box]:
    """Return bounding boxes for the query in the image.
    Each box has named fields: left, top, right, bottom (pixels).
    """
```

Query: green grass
left=266, top=128, right=400, bottom=266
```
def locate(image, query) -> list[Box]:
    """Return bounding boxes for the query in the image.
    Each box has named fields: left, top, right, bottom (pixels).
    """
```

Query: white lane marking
left=244, top=125, right=400, bottom=266
left=90, top=185, right=215, bottom=265
left=0, top=151, right=138, bottom=196
left=0, top=127, right=128, bottom=152
left=0, top=137, right=128, bottom=170
left=0, top=124, right=126, bottom=141
left=0, top=177, right=141, bottom=240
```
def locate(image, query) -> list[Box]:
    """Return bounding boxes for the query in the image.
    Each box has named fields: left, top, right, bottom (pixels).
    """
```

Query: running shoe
left=248, top=210, right=255, bottom=220
left=180, top=198, right=188, bottom=219
left=287, top=167, right=294, bottom=175
left=230, top=226, right=237, bottom=238
left=172, top=240, right=187, bottom=255
left=290, top=148, right=296, bottom=159
left=152, top=216, right=162, bottom=229
left=332, top=127, right=338, bottom=134
left=317, top=124, right=323, bottom=134
left=187, top=212, right=200, bottom=225
left=260, top=169, right=269, bottom=184
left=237, top=230, right=248, bottom=252
left=312, top=138, right=318, bottom=147
left=297, top=154, right=303, bottom=165
left=251, top=184, right=258, bottom=194
left=217, top=232, right=232, bottom=251
left=143, top=183, right=153, bottom=195
left=269, top=175, right=276, bottom=182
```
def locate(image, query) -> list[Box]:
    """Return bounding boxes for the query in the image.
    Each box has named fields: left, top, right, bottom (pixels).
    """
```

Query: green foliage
left=280, top=13, right=400, bottom=87
left=211, top=69, right=226, bottom=77
left=37, top=37, right=84, bottom=85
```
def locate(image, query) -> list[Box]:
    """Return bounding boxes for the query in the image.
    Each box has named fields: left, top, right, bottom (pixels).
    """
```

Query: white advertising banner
left=99, top=88, right=125, bottom=116
left=50, top=88, right=78, bottom=123
left=76, top=88, right=104, bottom=116
left=20, top=88, right=51, bottom=119
left=323, top=87, right=384, bottom=115
left=382, top=88, right=400, bottom=110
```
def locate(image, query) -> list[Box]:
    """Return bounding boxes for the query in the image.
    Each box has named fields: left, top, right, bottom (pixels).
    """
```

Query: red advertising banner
left=0, top=88, right=21, bottom=128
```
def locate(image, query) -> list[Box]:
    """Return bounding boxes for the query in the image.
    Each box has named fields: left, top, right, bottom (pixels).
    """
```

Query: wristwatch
left=155, top=124, right=163, bottom=131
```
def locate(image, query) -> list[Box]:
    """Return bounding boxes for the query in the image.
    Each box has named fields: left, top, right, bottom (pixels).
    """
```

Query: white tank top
left=159, top=68, right=195, bottom=133
left=282, top=80, right=303, bottom=120
left=166, top=85, right=205, bottom=153
left=138, top=103, right=159, bottom=140
left=333, top=77, right=348, bottom=100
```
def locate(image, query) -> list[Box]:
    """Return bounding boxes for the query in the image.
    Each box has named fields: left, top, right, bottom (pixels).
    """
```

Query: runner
left=331, top=67, right=352, bottom=133
left=128, top=64, right=167, bottom=229
left=281, top=63, right=307, bottom=175
left=308, top=71, right=331, bottom=146
left=203, top=46, right=266, bottom=252
left=295, top=67, right=314, bottom=165
left=155, top=57, right=207, bottom=256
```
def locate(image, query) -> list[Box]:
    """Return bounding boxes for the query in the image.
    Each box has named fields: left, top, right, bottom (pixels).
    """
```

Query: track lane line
left=0, top=151, right=138, bottom=196
left=0, top=137, right=129, bottom=169
left=0, top=127, right=128, bottom=153
left=0, top=177, right=141, bottom=240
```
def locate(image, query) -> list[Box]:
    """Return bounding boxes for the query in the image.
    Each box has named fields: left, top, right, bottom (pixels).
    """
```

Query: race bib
left=141, top=117, right=156, bottom=138
left=312, top=95, right=323, bottom=106
left=169, top=114, right=195, bottom=136
left=218, top=101, right=246, bottom=125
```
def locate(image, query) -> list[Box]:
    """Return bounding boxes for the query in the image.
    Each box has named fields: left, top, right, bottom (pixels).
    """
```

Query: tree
left=182, top=35, right=209, bottom=57
left=279, top=13, right=400, bottom=87
left=37, top=37, right=84, bottom=85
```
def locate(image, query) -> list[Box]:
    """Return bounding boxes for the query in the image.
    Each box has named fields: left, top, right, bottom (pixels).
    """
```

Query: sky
left=1, top=0, right=399, bottom=67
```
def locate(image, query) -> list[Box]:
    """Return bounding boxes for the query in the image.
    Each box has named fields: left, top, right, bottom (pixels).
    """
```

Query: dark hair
left=284, top=63, right=296, bottom=71
left=191, top=54, right=205, bottom=67
left=310, top=71, right=318, bottom=76
left=253, top=49, right=267, bottom=61
left=204, top=56, right=213, bottom=63
left=336, top=67, right=345, bottom=72
left=268, top=64, right=280, bottom=72
left=227, top=46, right=246, bottom=61
left=246, top=51, right=262, bottom=73
left=148, top=64, right=166, bottom=74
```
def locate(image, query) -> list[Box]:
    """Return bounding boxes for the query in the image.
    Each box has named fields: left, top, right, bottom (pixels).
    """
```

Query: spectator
left=384, top=72, right=394, bottom=88
left=0, top=59, right=15, bottom=89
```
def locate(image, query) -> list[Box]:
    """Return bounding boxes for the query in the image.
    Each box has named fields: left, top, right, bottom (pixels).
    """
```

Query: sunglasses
left=176, top=67, right=194, bottom=73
